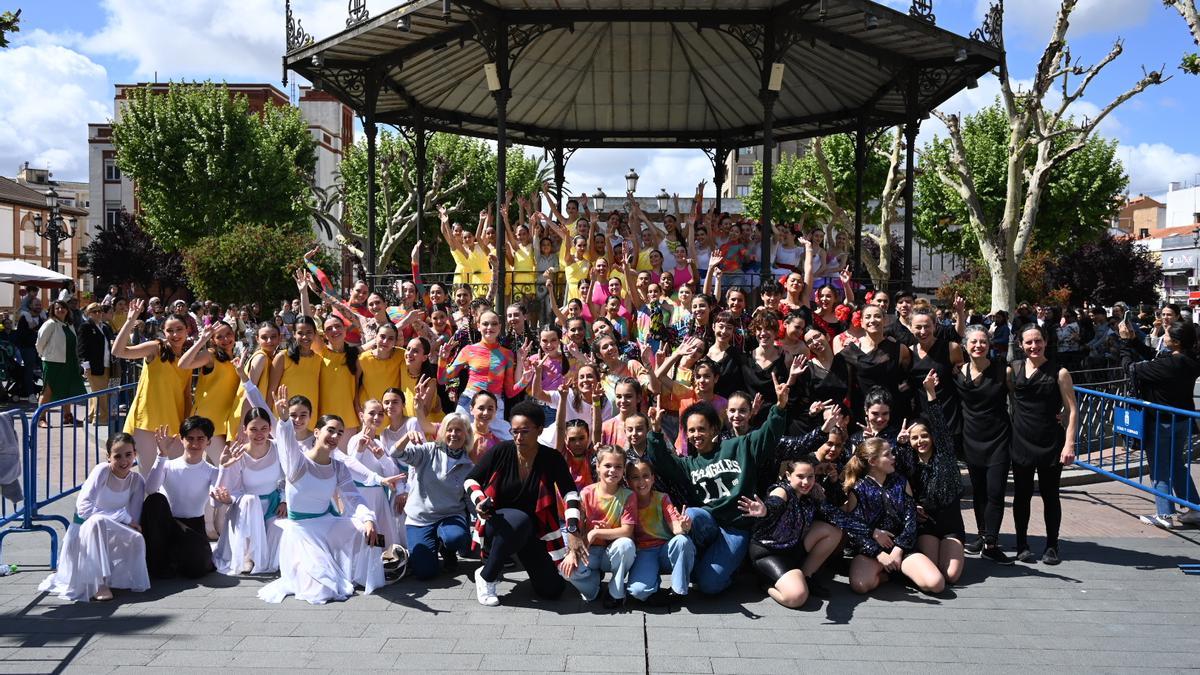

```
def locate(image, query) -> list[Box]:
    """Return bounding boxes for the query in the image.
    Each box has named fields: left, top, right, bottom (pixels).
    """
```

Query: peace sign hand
left=273, top=384, right=290, bottom=419
left=895, top=418, right=911, bottom=446
left=923, top=370, right=939, bottom=400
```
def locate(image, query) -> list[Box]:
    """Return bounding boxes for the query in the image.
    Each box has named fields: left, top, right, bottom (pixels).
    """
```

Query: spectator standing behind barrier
left=36, top=300, right=86, bottom=428
left=1117, top=320, right=1200, bottom=529
left=77, top=303, right=115, bottom=426
left=14, top=296, right=45, bottom=399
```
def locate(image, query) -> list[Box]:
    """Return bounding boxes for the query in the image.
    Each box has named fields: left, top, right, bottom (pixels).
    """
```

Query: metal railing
left=0, top=409, right=29, bottom=530
left=0, top=383, right=135, bottom=568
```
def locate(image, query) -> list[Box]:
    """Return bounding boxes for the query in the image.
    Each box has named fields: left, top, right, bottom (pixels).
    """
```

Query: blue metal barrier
left=0, top=409, right=29, bottom=529
left=0, top=383, right=135, bottom=568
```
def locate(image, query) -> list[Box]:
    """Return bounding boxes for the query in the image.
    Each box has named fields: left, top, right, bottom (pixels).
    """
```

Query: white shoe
left=474, top=568, right=499, bottom=606
left=1179, top=510, right=1200, bottom=525
left=1139, top=513, right=1176, bottom=530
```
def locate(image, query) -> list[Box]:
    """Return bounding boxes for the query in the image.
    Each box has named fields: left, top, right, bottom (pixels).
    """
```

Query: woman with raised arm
left=178, top=323, right=239, bottom=461
left=39, top=434, right=149, bottom=602
left=438, top=310, right=534, bottom=439
left=212, top=407, right=285, bottom=576
left=258, top=386, right=387, bottom=605
left=344, top=400, right=404, bottom=550
left=115, top=298, right=195, bottom=475
left=1008, top=324, right=1077, bottom=566
left=232, top=320, right=281, bottom=433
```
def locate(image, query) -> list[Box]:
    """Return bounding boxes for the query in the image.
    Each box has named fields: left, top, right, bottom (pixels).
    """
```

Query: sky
left=2, top=0, right=1198, bottom=201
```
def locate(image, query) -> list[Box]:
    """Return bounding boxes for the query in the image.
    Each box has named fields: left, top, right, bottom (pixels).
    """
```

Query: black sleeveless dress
left=953, top=358, right=1010, bottom=467
left=1010, top=359, right=1066, bottom=468
left=789, top=354, right=850, bottom=434
left=841, top=337, right=908, bottom=422
left=908, top=338, right=962, bottom=436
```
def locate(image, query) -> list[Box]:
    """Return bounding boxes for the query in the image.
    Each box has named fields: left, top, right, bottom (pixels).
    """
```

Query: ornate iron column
left=493, top=23, right=510, bottom=310
left=553, top=142, right=565, bottom=206
left=364, top=73, right=380, bottom=281
left=902, top=73, right=919, bottom=290
left=712, top=146, right=728, bottom=214
left=414, top=112, right=428, bottom=273
left=853, top=119, right=867, bottom=282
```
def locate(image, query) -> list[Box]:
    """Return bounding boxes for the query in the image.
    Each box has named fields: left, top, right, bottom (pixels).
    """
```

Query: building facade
left=721, top=140, right=808, bottom=200
left=0, top=176, right=88, bottom=307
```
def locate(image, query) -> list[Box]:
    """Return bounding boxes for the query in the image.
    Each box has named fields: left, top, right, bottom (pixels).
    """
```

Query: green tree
left=333, top=131, right=549, bottom=275
left=111, top=82, right=316, bottom=249
left=921, top=1, right=1163, bottom=312
left=0, top=9, right=20, bottom=48
left=181, top=223, right=336, bottom=308
left=917, top=102, right=1127, bottom=260
left=742, top=131, right=905, bottom=288
left=84, top=211, right=187, bottom=299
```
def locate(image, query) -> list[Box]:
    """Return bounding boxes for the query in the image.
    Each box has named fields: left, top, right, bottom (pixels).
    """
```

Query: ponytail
left=843, top=437, right=889, bottom=493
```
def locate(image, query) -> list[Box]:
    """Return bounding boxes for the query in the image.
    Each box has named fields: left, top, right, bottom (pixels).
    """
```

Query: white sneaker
left=1139, top=513, right=1176, bottom=530
left=1179, top=510, right=1200, bottom=526
left=474, top=568, right=499, bottom=606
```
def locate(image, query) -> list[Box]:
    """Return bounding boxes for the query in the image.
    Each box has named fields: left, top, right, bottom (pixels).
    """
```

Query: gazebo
left=283, top=0, right=1002, bottom=303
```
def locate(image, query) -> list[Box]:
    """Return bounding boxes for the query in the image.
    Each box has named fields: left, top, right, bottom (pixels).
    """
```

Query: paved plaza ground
left=2, top=470, right=1199, bottom=674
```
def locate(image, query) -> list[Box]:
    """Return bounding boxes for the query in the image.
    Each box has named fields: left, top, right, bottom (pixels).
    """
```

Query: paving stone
left=647, top=655, right=715, bottom=673
left=566, top=655, right=646, bottom=672
left=478, top=654, right=567, bottom=671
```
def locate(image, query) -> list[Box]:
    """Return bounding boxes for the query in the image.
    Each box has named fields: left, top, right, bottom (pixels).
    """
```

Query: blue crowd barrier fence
left=0, top=409, right=29, bottom=531
left=0, top=382, right=135, bottom=569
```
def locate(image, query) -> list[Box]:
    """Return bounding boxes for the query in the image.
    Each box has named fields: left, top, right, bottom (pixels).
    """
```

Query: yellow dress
left=466, top=246, right=491, bottom=295
left=563, top=258, right=591, bottom=302
left=512, top=247, right=536, bottom=298
left=319, top=349, right=359, bottom=426
left=357, top=349, right=403, bottom=408
left=123, top=354, right=193, bottom=434
left=451, top=249, right=469, bottom=288
left=228, top=349, right=274, bottom=436
left=399, top=361, right=445, bottom=424
left=192, top=358, right=239, bottom=438
left=279, top=352, right=322, bottom=429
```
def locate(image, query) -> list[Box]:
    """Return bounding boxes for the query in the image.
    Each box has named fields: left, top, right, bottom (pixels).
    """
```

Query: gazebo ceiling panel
left=288, top=0, right=1000, bottom=147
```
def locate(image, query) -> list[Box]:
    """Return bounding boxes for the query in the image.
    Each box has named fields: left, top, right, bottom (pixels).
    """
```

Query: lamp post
left=591, top=188, right=606, bottom=212
left=31, top=187, right=77, bottom=273
left=656, top=188, right=670, bottom=213
left=625, top=168, right=639, bottom=194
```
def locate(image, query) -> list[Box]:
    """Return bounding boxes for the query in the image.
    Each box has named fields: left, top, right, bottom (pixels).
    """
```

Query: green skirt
left=42, top=325, right=86, bottom=401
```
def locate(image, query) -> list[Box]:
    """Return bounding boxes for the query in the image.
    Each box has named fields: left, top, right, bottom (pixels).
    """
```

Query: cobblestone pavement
left=2, top=476, right=1199, bottom=674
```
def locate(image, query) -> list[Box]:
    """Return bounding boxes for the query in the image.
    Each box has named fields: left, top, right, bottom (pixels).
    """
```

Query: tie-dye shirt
left=579, top=483, right=636, bottom=532
left=439, top=342, right=525, bottom=399
left=634, top=491, right=684, bottom=550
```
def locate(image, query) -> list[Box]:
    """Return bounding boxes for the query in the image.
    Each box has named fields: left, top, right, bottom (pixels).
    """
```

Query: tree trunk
left=987, top=255, right=1018, bottom=314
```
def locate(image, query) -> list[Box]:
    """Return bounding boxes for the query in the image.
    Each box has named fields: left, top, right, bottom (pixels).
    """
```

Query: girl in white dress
left=211, top=407, right=285, bottom=575
left=257, top=386, right=401, bottom=604
left=39, top=433, right=151, bottom=602
left=344, top=399, right=404, bottom=549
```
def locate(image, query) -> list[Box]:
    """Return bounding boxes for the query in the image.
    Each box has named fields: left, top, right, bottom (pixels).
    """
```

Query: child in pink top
left=626, top=459, right=695, bottom=603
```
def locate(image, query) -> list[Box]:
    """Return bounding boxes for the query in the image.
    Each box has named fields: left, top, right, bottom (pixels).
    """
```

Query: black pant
left=480, top=508, right=565, bottom=599
left=966, top=461, right=1010, bottom=545
left=141, top=493, right=214, bottom=579
left=1011, top=464, right=1063, bottom=551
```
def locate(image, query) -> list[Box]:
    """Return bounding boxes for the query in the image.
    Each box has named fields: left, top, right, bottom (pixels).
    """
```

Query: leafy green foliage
left=0, top=10, right=20, bottom=49
left=338, top=131, right=548, bottom=274
left=84, top=211, right=186, bottom=298
left=181, top=223, right=336, bottom=307
left=1048, top=234, right=1161, bottom=306
left=111, top=82, right=316, bottom=250
left=916, top=101, right=1127, bottom=258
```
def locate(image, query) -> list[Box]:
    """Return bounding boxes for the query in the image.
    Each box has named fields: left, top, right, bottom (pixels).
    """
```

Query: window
left=736, top=165, right=754, bottom=176
left=736, top=185, right=750, bottom=197
left=104, top=158, right=121, bottom=182
left=1139, top=228, right=1149, bottom=239
left=105, top=201, right=121, bottom=228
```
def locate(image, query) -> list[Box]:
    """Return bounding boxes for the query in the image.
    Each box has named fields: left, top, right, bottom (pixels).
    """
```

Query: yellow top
left=279, top=351, right=322, bottom=429
left=229, top=349, right=273, bottom=436
left=319, top=349, right=359, bottom=426
left=123, top=353, right=193, bottom=434
left=108, top=312, right=128, bottom=334
left=466, top=246, right=491, bottom=292
left=451, top=249, right=469, bottom=288
left=399, top=358, right=445, bottom=424
left=192, top=358, right=239, bottom=438
left=357, top=349, right=403, bottom=408
left=512, top=246, right=536, bottom=294
left=563, top=258, right=591, bottom=302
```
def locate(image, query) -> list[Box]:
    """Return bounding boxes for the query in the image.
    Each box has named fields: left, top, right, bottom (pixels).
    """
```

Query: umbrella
left=0, top=260, right=72, bottom=288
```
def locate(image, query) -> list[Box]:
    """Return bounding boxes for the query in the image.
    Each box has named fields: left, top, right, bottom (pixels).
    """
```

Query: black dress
left=742, top=351, right=787, bottom=426
left=1010, top=359, right=1066, bottom=468
left=791, top=355, right=850, bottom=435
left=841, top=337, right=908, bottom=422
left=908, top=338, right=962, bottom=437
left=953, top=358, right=1010, bottom=467
left=710, top=346, right=748, bottom=399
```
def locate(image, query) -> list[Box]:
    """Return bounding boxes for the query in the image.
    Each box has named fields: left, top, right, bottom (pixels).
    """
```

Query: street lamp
left=656, top=188, right=670, bottom=213
left=591, top=188, right=606, bottom=212
left=625, top=168, right=639, bottom=194
left=31, top=187, right=77, bottom=273
left=1192, top=226, right=1199, bottom=248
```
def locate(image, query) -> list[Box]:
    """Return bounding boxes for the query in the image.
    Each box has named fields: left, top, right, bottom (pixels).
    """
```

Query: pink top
left=439, top=342, right=525, bottom=399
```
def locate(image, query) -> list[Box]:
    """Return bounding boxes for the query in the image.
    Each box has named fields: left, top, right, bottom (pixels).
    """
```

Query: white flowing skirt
left=257, top=514, right=384, bottom=604
left=213, top=494, right=283, bottom=575
left=38, top=516, right=150, bottom=602
left=359, top=485, right=405, bottom=550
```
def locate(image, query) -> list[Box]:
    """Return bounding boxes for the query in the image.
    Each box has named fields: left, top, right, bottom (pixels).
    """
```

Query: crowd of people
left=27, top=181, right=1200, bottom=607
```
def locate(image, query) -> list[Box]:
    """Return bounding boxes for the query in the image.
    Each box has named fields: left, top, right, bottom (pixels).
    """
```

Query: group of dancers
left=39, top=187, right=1090, bottom=608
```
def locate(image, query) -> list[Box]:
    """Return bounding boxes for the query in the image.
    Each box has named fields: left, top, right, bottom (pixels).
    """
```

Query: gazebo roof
left=284, top=0, right=1002, bottom=148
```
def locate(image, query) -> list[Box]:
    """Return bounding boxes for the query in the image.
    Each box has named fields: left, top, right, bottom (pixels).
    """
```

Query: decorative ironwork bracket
left=970, top=0, right=1003, bottom=49
left=286, top=0, right=314, bottom=52
left=909, top=0, right=935, bottom=24
left=347, top=0, right=370, bottom=28
left=459, top=3, right=573, bottom=78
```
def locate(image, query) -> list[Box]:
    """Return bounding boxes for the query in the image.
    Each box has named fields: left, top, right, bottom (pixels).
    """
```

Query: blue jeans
left=1146, top=419, right=1200, bottom=515
left=405, top=515, right=471, bottom=580
left=563, top=538, right=636, bottom=601
left=627, top=534, right=695, bottom=600
left=685, top=507, right=749, bottom=594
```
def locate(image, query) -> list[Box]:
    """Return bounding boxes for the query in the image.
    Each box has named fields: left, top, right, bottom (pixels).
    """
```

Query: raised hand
left=895, top=418, right=911, bottom=446
left=210, top=486, right=233, bottom=505
left=293, top=268, right=308, bottom=292
left=219, top=436, right=248, bottom=468
left=790, top=354, right=810, bottom=380
left=737, top=495, right=767, bottom=518
left=953, top=295, right=966, bottom=314
left=647, top=405, right=663, bottom=433
left=128, top=297, right=145, bottom=320
left=153, top=425, right=174, bottom=458
left=923, top=370, right=939, bottom=399
left=772, top=372, right=791, bottom=408
left=273, top=384, right=290, bottom=419
left=438, top=204, right=450, bottom=223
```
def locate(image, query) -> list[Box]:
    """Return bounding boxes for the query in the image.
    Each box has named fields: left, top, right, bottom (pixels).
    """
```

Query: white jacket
left=35, top=319, right=74, bottom=364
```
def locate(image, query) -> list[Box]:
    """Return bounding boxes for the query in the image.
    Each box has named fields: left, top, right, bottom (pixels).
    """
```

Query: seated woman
left=464, top=401, right=586, bottom=607
left=141, top=417, right=220, bottom=579
left=344, top=400, right=405, bottom=550
left=39, top=433, right=150, bottom=602
left=258, top=386, right=396, bottom=605
left=212, top=408, right=284, bottom=575
left=391, top=414, right=476, bottom=580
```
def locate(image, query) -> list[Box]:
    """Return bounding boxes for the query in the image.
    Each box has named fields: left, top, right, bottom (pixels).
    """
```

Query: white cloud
left=1120, top=142, right=1200, bottom=197
left=976, top=0, right=1152, bottom=47
left=564, top=148, right=713, bottom=199
left=0, top=43, right=110, bottom=181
